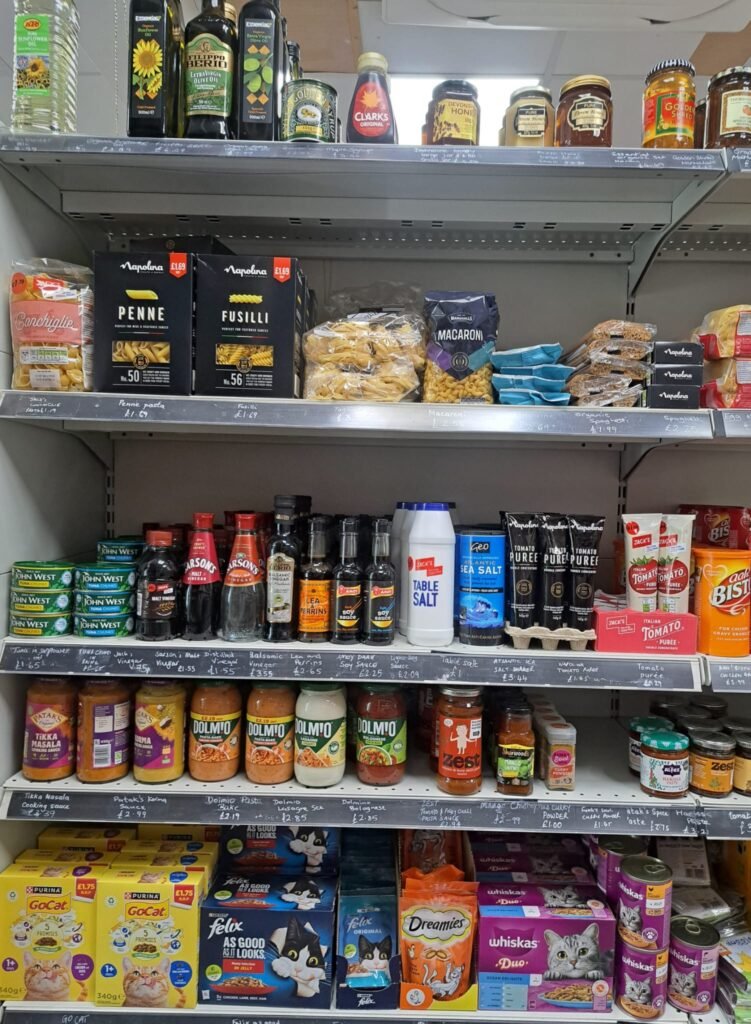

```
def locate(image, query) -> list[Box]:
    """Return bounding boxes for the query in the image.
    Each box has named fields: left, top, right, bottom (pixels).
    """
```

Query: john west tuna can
left=282, top=79, right=338, bottom=143
left=618, top=856, right=673, bottom=950
left=457, top=528, right=505, bottom=645
left=596, top=835, right=649, bottom=907
left=616, top=940, right=668, bottom=1019
left=667, top=916, right=720, bottom=1013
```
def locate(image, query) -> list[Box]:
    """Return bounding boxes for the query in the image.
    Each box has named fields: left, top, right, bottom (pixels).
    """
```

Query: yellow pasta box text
left=95, top=870, right=200, bottom=1008
left=0, top=863, right=103, bottom=1001
left=36, top=826, right=137, bottom=852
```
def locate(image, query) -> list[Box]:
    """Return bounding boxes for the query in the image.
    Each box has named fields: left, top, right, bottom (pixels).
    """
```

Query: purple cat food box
left=479, top=883, right=603, bottom=910
left=198, top=873, right=336, bottom=1008
left=473, top=847, right=593, bottom=884
left=477, top=888, right=616, bottom=1013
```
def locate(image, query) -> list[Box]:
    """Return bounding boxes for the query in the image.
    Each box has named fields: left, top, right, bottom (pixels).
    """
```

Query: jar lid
left=301, top=682, right=343, bottom=692
left=362, top=683, right=399, bottom=694
left=646, top=58, right=696, bottom=83
left=629, top=715, right=674, bottom=734
left=696, top=97, right=707, bottom=109
left=690, top=693, right=728, bottom=714
left=440, top=686, right=482, bottom=697
left=357, top=52, right=388, bottom=75
left=253, top=681, right=294, bottom=689
left=689, top=728, right=735, bottom=755
left=734, top=729, right=751, bottom=753
left=671, top=916, right=720, bottom=949
left=676, top=712, right=715, bottom=729
left=509, top=85, right=552, bottom=105
left=642, top=729, right=689, bottom=752
left=710, top=66, right=751, bottom=87
left=724, top=717, right=751, bottom=735
left=560, top=75, right=612, bottom=97
left=433, top=79, right=478, bottom=100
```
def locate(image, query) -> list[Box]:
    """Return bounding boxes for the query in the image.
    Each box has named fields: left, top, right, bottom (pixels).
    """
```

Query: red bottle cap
left=147, top=530, right=173, bottom=547
left=236, top=513, right=259, bottom=531
left=193, top=512, right=215, bottom=530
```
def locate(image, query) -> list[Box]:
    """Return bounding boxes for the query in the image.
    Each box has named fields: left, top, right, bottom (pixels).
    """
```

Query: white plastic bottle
left=398, top=502, right=417, bottom=635
left=406, top=502, right=456, bottom=648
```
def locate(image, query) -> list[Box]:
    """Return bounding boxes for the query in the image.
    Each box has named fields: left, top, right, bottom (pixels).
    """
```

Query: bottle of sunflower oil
left=127, top=0, right=185, bottom=138
left=12, top=0, right=79, bottom=133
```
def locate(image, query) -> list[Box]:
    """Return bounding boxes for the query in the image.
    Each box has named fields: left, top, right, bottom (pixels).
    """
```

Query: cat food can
left=10, top=613, right=72, bottom=637
left=97, top=538, right=144, bottom=564
left=75, top=564, right=137, bottom=592
left=667, top=916, right=720, bottom=1013
left=618, top=856, right=672, bottom=950
left=10, top=588, right=71, bottom=615
left=74, top=613, right=135, bottom=638
left=616, top=938, right=669, bottom=1019
left=74, top=590, right=136, bottom=615
left=12, top=561, right=74, bottom=590
left=596, top=836, right=649, bottom=907
left=281, top=79, right=338, bottom=143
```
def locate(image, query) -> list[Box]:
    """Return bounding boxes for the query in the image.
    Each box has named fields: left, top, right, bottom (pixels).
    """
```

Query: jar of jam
left=695, top=98, right=707, bottom=147
left=689, top=728, right=735, bottom=798
left=436, top=686, right=483, bottom=795
left=643, top=59, right=696, bottom=149
left=429, top=80, right=480, bottom=146
left=356, top=684, right=407, bottom=786
left=504, top=86, right=554, bottom=147
left=706, top=66, right=751, bottom=148
left=733, top=729, right=751, bottom=794
left=555, top=75, right=612, bottom=147
left=628, top=715, right=673, bottom=776
left=640, top=730, right=689, bottom=800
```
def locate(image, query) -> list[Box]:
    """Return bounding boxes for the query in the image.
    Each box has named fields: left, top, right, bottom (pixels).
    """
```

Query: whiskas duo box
left=199, top=873, right=336, bottom=1008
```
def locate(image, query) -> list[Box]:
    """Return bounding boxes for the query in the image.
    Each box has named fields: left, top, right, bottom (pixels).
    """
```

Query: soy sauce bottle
left=332, top=518, right=362, bottom=644
left=347, top=52, right=397, bottom=144
left=183, top=512, right=222, bottom=640
left=184, top=0, right=237, bottom=139
left=362, top=518, right=396, bottom=645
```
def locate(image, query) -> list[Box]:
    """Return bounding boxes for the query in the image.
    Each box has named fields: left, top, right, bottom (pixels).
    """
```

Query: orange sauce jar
left=245, top=682, right=296, bottom=784
left=356, top=684, right=407, bottom=786
left=23, top=677, right=77, bottom=781
left=436, top=686, right=483, bottom=796
left=189, top=681, right=242, bottom=782
left=694, top=545, right=751, bottom=657
left=77, top=678, right=131, bottom=783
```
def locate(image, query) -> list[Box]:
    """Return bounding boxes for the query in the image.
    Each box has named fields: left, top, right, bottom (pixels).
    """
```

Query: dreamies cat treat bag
left=0, top=862, right=105, bottom=1002
left=477, top=885, right=616, bottom=1013
left=95, top=869, right=201, bottom=1009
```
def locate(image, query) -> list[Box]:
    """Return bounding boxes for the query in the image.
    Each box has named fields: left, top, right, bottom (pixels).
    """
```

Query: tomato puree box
left=594, top=608, right=698, bottom=654
left=477, top=887, right=615, bottom=1013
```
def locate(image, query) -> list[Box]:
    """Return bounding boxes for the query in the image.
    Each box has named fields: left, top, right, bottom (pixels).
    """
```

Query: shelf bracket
left=68, top=430, right=115, bottom=471
left=619, top=441, right=660, bottom=481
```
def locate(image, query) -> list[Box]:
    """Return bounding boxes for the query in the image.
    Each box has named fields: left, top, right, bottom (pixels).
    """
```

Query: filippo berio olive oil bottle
left=127, top=0, right=185, bottom=138
left=235, top=0, right=284, bottom=140
left=185, top=0, right=237, bottom=139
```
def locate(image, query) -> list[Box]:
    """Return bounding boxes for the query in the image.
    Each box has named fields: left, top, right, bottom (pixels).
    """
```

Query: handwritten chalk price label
left=706, top=659, right=751, bottom=692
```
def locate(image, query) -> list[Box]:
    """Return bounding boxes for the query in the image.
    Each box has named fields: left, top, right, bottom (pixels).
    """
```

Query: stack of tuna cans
left=9, top=562, right=74, bottom=637
left=73, top=538, right=141, bottom=638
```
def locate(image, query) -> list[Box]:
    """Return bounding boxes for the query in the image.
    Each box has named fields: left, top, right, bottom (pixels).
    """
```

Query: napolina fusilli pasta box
left=193, top=255, right=306, bottom=398
left=93, top=252, right=193, bottom=395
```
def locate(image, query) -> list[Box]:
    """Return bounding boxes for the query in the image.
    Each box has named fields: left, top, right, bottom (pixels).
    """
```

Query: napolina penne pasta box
left=93, top=252, right=193, bottom=395
left=193, top=255, right=305, bottom=398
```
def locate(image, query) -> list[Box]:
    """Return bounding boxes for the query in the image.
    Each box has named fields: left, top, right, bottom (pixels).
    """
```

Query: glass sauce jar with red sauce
left=356, top=684, right=407, bottom=786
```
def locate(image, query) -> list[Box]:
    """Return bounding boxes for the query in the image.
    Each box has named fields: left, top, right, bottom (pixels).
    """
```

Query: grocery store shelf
left=1, top=1002, right=691, bottom=1024
left=703, top=657, right=751, bottom=692
left=714, top=410, right=751, bottom=439
left=0, top=720, right=708, bottom=834
left=0, top=635, right=704, bottom=690
left=0, top=135, right=725, bottom=278
left=0, top=391, right=716, bottom=445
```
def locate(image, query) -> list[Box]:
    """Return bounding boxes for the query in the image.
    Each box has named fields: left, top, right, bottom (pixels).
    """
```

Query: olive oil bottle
left=185, top=0, right=236, bottom=139
left=127, top=0, right=185, bottom=138
left=235, top=0, right=284, bottom=140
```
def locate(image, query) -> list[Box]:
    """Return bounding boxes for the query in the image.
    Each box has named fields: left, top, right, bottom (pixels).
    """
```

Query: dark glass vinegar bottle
left=332, top=518, right=363, bottom=644
left=184, top=0, right=237, bottom=139
left=183, top=512, right=222, bottom=640
left=235, top=0, right=284, bottom=140
left=265, top=495, right=300, bottom=643
left=136, top=530, right=182, bottom=641
left=362, top=518, right=396, bottom=645
left=127, top=0, right=185, bottom=138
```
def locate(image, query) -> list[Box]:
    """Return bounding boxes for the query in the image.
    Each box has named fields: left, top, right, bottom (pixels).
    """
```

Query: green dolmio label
left=294, top=716, right=345, bottom=768
left=75, top=564, right=137, bottom=592
left=10, top=589, right=71, bottom=614
left=12, top=562, right=74, bottom=590
left=74, top=614, right=135, bottom=638
left=10, top=613, right=71, bottom=637
left=356, top=716, right=407, bottom=765
left=74, top=591, right=136, bottom=615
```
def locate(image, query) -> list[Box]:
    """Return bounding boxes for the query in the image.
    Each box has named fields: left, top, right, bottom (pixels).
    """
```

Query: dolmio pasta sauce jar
left=693, top=546, right=751, bottom=657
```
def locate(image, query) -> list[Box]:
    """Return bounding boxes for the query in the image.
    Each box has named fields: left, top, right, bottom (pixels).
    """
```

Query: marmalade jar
left=356, top=684, right=407, bottom=786
left=556, top=76, right=612, bottom=147
left=436, top=686, right=483, bottom=795
left=643, top=59, right=696, bottom=148
left=706, top=66, right=751, bottom=148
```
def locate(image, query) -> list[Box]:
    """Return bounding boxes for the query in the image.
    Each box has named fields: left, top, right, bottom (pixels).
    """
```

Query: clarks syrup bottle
left=347, top=52, right=397, bottom=144
left=128, top=0, right=185, bottom=138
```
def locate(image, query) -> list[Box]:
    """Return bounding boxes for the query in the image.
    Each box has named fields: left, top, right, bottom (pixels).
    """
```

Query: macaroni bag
left=693, top=305, right=751, bottom=360
left=423, top=292, right=498, bottom=404
left=10, top=258, right=93, bottom=392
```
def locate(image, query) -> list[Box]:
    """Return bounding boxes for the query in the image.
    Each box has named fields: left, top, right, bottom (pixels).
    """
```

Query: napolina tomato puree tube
left=694, top=546, right=751, bottom=657
left=623, top=514, right=661, bottom=612
left=658, top=514, right=695, bottom=614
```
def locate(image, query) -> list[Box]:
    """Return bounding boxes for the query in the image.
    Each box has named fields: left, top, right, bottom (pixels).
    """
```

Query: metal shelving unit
left=0, top=636, right=704, bottom=690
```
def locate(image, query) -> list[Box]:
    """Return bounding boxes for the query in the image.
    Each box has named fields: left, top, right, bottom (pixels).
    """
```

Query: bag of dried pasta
left=692, top=305, right=751, bottom=359
left=400, top=877, right=477, bottom=1002
left=10, top=258, right=93, bottom=391
left=423, top=291, right=498, bottom=404
left=303, top=311, right=426, bottom=402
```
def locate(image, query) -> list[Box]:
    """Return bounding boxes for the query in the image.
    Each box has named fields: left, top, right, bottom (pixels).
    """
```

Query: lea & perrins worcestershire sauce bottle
left=298, top=516, right=333, bottom=643
left=182, top=512, right=222, bottom=640
left=347, top=52, right=397, bottom=143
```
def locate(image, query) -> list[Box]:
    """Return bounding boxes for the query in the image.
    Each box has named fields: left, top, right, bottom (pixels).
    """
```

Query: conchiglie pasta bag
left=10, top=258, right=93, bottom=391
left=423, top=292, right=499, bottom=403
